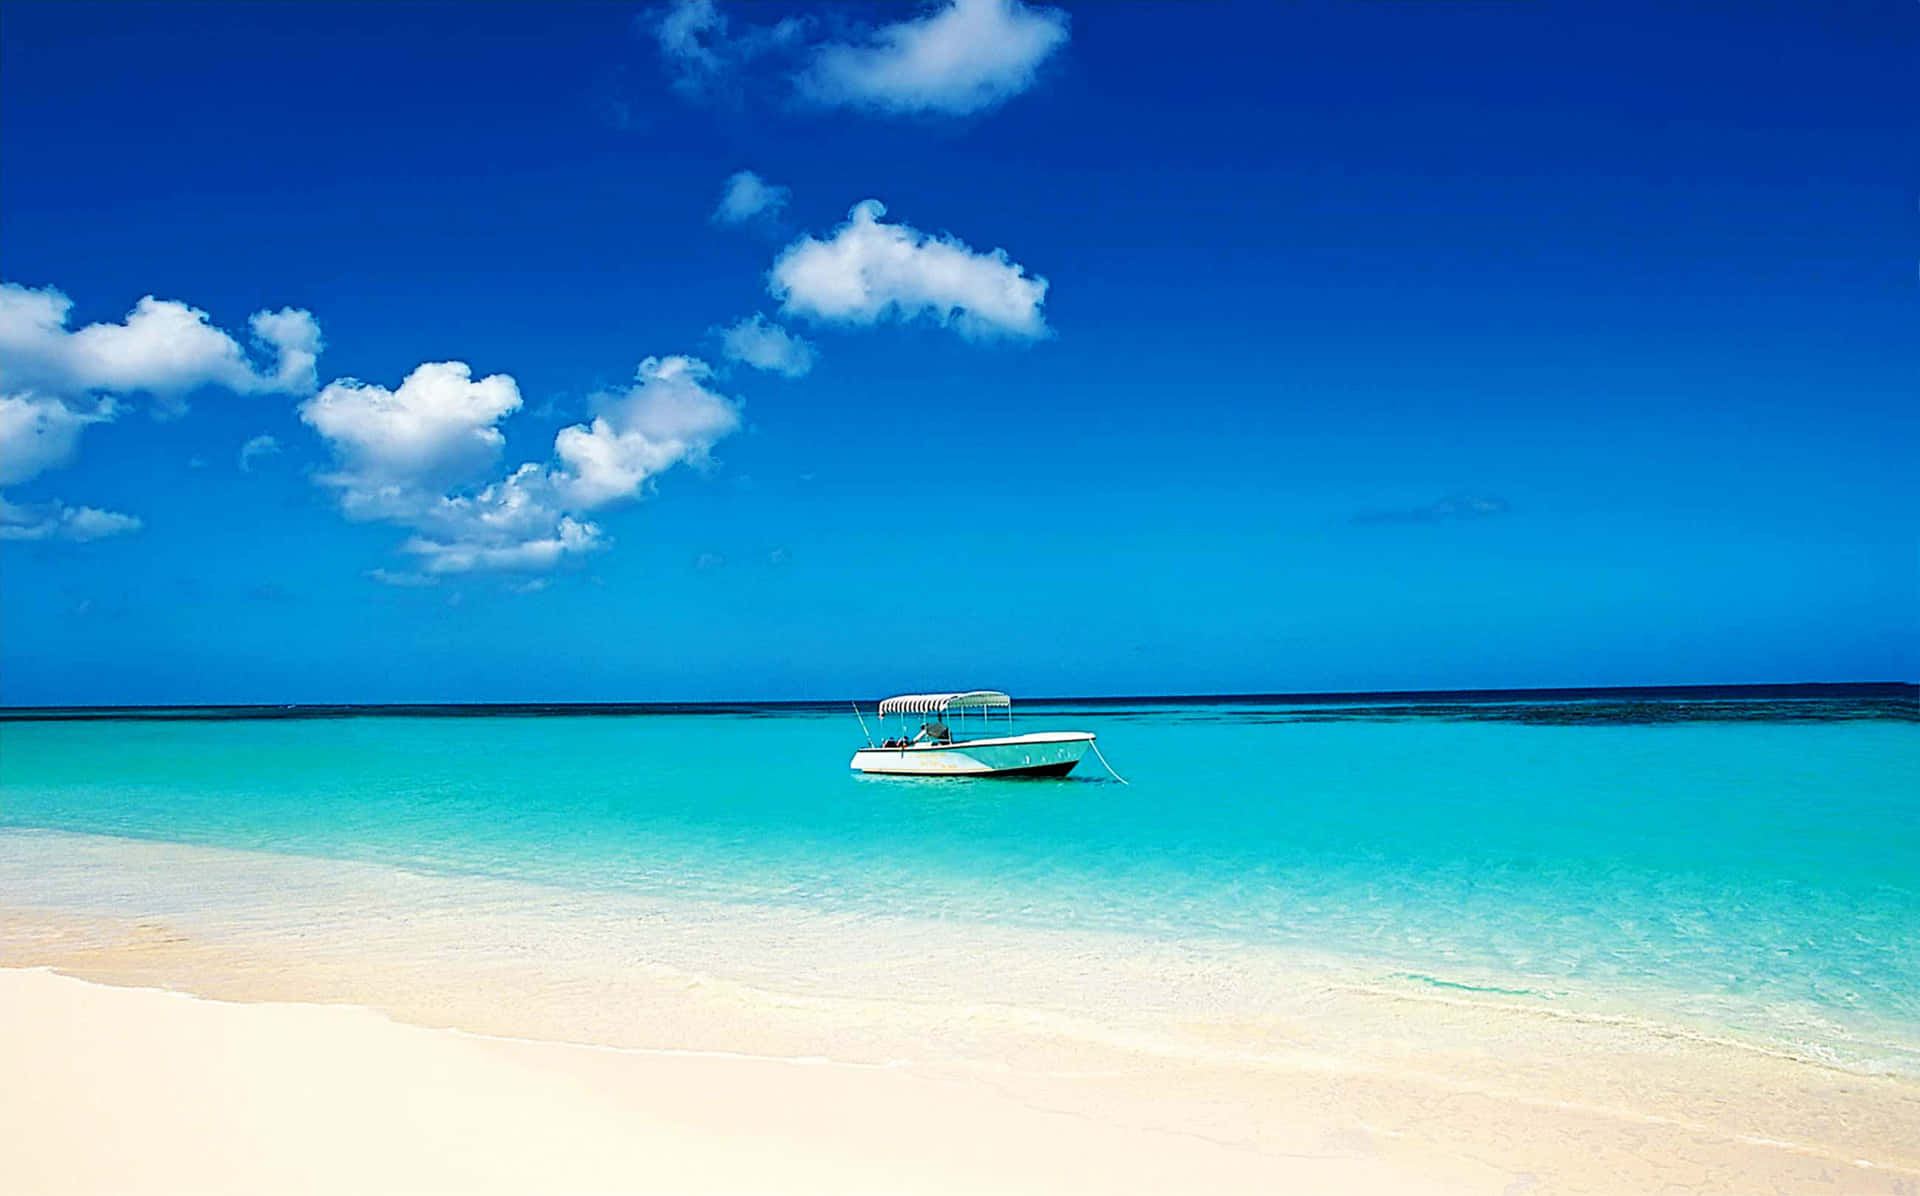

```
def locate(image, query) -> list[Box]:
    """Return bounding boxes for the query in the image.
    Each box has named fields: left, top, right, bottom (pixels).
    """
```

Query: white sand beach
left=4, top=967, right=1483, bottom=1196
left=4, top=831, right=1919, bottom=1196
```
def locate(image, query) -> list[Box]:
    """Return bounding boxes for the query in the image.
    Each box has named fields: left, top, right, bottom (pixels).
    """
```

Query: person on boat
left=913, top=721, right=952, bottom=745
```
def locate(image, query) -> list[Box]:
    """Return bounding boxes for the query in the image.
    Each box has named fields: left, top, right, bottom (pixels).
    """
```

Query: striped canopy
left=876, top=690, right=1011, bottom=716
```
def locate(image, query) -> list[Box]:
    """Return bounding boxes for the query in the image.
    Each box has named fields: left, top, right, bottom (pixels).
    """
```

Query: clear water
left=2, top=692, right=1916, bottom=1069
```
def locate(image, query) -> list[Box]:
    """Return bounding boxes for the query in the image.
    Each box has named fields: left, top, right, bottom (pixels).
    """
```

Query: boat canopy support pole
left=1088, top=739, right=1129, bottom=785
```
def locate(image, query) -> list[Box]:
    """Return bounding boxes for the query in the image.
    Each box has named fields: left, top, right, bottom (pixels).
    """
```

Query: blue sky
left=1, top=1, right=1913, bottom=704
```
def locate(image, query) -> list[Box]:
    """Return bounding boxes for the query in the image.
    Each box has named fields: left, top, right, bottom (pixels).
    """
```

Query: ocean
left=2, top=685, right=1916, bottom=1077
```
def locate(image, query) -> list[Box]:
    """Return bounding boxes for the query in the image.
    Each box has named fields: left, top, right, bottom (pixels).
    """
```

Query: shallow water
left=2, top=689, right=1915, bottom=1073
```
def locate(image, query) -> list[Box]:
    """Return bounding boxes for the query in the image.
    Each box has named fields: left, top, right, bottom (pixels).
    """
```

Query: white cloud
left=654, top=1, right=1064, bottom=119
left=0, top=495, right=141, bottom=542
left=0, top=393, right=114, bottom=486
left=403, top=515, right=603, bottom=576
left=713, top=170, right=790, bottom=225
left=769, top=199, right=1049, bottom=339
left=299, top=361, right=523, bottom=507
left=303, top=356, right=742, bottom=577
left=249, top=307, right=324, bottom=394
left=0, top=283, right=321, bottom=403
left=0, top=282, right=320, bottom=540
left=800, top=0, right=1068, bottom=116
left=238, top=433, right=281, bottom=472
left=553, top=356, right=742, bottom=507
left=717, top=313, right=816, bottom=377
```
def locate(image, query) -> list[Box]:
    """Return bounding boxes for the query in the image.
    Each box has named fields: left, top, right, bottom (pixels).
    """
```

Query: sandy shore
left=4, top=967, right=1482, bottom=1196
left=8, top=952, right=1920, bottom=1196
left=4, top=831, right=1919, bottom=1194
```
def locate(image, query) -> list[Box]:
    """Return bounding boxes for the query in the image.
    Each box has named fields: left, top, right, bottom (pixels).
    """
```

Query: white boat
left=850, top=690, right=1094, bottom=778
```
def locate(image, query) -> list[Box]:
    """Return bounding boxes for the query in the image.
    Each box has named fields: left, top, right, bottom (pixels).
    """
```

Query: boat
left=849, top=690, right=1094, bottom=778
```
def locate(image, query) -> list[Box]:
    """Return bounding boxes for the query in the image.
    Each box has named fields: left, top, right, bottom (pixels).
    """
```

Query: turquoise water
left=3, top=692, right=1916, bottom=1067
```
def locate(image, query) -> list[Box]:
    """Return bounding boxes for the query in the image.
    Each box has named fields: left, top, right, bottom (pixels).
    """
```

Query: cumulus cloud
left=301, top=362, right=522, bottom=512
left=402, top=515, right=603, bottom=576
left=0, top=495, right=142, bottom=542
left=554, top=356, right=742, bottom=506
left=303, top=356, right=741, bottom=576
left=0, top=393, right=114, bottom=487
left=0, top=282, right=320, bottom=544
left=249, top=307, right=324, bottom=394
left=801, top=0, right=1068, bottom=116
left=716, top=313, right=816, bottom=377
left=713, top=170, right=790, bottom=225
left=769, top=199, right=1048, bottom=339
left=238, top=433, right=281, bottom=472
left=0, top=284, right=320, bottom=404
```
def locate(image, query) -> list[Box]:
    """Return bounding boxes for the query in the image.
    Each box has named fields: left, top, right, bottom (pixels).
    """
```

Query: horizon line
left=2, top=680, right=1914, bottom=719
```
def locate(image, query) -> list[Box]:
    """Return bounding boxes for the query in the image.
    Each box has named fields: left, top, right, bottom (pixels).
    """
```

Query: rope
left=1088, top=739, right=1129, bottom=785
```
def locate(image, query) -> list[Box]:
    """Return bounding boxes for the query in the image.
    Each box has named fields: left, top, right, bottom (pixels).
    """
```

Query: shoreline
left=6, top=825, right=1918, bottom=1081
left=6, top=830, right=1920, bottom=1193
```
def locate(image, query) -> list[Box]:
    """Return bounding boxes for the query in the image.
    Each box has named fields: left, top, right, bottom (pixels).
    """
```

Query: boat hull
left=850, top=732, right=1094, bottom=778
